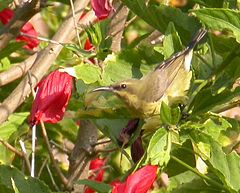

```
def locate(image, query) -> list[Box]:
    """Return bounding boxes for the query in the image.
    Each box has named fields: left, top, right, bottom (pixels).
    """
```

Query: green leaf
left=191, top=87, right=240, bottom=115
left=0, top=57, right=11, bottom=72
left=193, top=8, right=240, bottom=43
left=189, top=132, right=240, bottom=192
left=63, top=43, right=96, bottom=58
left=123, top=0, right=200, bottom=43
left=0, top=113, right=28, bottom=140
left=0, top=42, right=24, bottom=60
left=0, top=113, right=28, bottom=164
left=166, top=140, right=196, bottom=176
left=73, top=63, right=101, bottom=84
left=191, top=0, right=224, bottom=8
left=146, top=129, right=171, bottom=166
left=86, top=23, right=102, bottom=47
left=210, top=140, right=240, bottom=192
left=101, top=54, right=134, bottom=85
left=160, top=102, right=181, bottom=125
left=160, top=102, right=172, bottom=125
left=0, top=165, right=52, bottom=193
left=76, top=179, right=111, bottom=193
left=163, top=22, right=183, bottom=59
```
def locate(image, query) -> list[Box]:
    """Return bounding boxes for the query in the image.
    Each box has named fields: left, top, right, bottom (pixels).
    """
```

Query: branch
left=108, top=2, right=129, bottom=52
left=0, top=0, right=93, bottom=124
left=0, top=139, right=23, bottom=157
left=67, top=120, right=98, bottom=191
left=0, top=0, right=42, bottom=51
left=0, top=53, right=37, bottom=87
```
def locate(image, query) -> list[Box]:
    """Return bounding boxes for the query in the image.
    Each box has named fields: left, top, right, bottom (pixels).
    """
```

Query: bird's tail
left=186, top=28, right=207, bottom=51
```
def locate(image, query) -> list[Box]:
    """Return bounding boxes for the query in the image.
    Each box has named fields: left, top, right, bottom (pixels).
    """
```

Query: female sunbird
left=91, top=29, right=207, bottom=118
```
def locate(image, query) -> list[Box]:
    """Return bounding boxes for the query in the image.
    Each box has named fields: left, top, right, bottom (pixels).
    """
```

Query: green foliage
left=0, top=165, right=52, bottom=193
left=76, top=179, right=111, bottom=193
left=1, top=0, right=240, bottom=193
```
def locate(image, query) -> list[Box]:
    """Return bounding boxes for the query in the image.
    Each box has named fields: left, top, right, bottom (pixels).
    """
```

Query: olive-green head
left=91, top=79, right=142, bottom=108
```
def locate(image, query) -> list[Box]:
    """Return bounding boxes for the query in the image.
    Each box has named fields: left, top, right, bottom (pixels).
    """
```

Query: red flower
left=91, top=0, right=113, bottom=20
left=29, top=70, right=73, bottom=126
left=112, top=165, right=157, bottom=193
left=84, top=158, right=105, bottom=193
left=0, top=8, right=39, bottom=50
left=84, top=38, right=94, bottom=51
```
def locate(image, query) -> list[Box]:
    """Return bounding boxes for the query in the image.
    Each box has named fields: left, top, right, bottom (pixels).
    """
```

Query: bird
left=91, top=29, right=207, bottom=120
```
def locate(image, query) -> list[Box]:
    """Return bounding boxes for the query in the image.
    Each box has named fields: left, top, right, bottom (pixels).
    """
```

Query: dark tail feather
left=186, top=28, right=207, bottom=51
left=155, top=28, right=207, bottom=71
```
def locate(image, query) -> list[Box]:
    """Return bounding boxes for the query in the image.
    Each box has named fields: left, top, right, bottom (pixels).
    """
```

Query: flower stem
left=171, top=155, right=229, bottom=191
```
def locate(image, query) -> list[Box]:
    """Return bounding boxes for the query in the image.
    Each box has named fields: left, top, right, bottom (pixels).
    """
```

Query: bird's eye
left=121, top=84, right=127, bottom=89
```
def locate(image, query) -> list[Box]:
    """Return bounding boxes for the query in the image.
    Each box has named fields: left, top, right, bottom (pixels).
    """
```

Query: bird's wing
left=141, top=28, right=207, bottom=102
left=141, top=54, right=185, bottom=102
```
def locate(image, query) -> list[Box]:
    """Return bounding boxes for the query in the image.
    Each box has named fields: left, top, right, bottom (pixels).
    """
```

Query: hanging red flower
left=112, top=165, right=157, bottom=193
left=0, top=8, right=39, bottom=50
left=91, top=0, right=113, bottom=20
left=84, top=158, right=106, bottom=193
left=29, top=70, right=73, bottom=127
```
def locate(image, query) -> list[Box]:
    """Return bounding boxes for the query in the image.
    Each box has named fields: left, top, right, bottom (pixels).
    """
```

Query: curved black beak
left=91, top=86, right=113, bottom=92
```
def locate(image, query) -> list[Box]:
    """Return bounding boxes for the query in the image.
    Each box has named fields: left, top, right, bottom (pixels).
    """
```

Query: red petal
left=84, top=38, right=93, bottom=51
left=84, top=187, right=95, bottom=193
left=0, top=8, right=13, bottom=25
left=0, top=8, right=39, bottom=50
left=17, top=22, right=39, bottom=50
left=124, top=165, right=157, bottom=193
left=29, top=71, right=72, bottom=126
left=91, top=0, right=112, bottom=20
left=112, top=182, right=126, bottom=193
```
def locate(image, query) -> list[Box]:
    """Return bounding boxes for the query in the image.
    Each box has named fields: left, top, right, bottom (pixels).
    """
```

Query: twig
left=69, top=0, right=82, bottom=47
left=46, top=164, right=60, bottom=191
left=19, top=140, right=31, bottom=175
left=20, top=32, right=61, bottom=45
left=37, top=157, right=48, bottom=178
left=95, top=147, right=118, bottom=153
left=91, top=139, right=111, bottom=146
left=40, top=120, right=68, bottom=186
left=0, top=139, right=23, bottom=157
left=50, top=140, right=71, bottom=155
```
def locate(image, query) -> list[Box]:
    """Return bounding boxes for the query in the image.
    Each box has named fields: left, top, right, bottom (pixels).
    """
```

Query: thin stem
left=208, top=35, right=216, bottom=69
left=20, top=32, right=61, bottom=45
left=70, top=0, right=82, bottom=47
left=171, top=155, right=229, bottom=191
left=31, top=125, right=36, bottom=177
left=46, top=164, right=60, bottom=191
left=50, top=140, right=70, bottom=155
left=37, top=158, right=48, bottom=178
left=92, top=139, right=111, bottom=146
left=19, top=140, right=31, bottom=175
left=0, top=139, right=23, bottom=157
left=40, top=120, right=68, bottom=186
